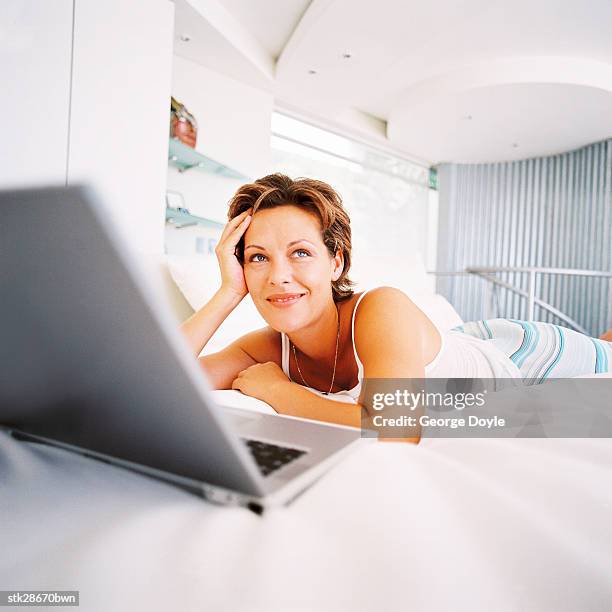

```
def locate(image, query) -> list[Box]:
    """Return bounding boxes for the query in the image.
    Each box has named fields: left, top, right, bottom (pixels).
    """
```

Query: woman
left=181, top=174, right=612, bottom=435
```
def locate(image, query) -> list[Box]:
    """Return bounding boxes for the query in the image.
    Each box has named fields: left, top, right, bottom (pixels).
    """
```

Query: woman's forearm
left=180, top=288, right=243, bottom=356
left=265, top=381, right=420, bottom=443
left=266, top=381, right=362, bottom=428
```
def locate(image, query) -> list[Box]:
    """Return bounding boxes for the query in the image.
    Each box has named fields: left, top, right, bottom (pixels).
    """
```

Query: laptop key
left=243, top=439, right=306, bottom=477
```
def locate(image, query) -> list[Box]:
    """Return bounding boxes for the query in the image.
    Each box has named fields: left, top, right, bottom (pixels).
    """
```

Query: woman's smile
left=266, top=292, right=307, bottom=307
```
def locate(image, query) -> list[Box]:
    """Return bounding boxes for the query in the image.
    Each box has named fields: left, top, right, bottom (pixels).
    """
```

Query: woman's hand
left=231, top=361, right=291, bottom=406
left=215, top=208, right=252, bottom=301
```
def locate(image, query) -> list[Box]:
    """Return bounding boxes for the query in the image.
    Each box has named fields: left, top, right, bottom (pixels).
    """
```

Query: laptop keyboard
left=243, top=439, right=306, bottom=477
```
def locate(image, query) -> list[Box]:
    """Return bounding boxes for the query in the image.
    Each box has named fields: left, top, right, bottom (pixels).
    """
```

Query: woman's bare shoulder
left=357, top=286, right=421, bottom=313
left=353, top=286, right=441, bottom=368
left=354, top=286, right=434, bottom=337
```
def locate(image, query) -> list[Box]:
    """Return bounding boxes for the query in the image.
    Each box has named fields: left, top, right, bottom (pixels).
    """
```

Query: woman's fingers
left=219, top=208, right=251, bottom=244
left=217, top=214, right=252, bottom=256
left=214, top=210, right=252, bottom=298
left=219, top=208, right=250, bottom=241
left=226, top=214, right=252, bottom=248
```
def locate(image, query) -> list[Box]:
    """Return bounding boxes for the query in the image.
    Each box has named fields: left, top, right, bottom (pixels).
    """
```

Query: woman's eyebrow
left=287, top=239, right=316, bottom=247
left=244, top=239, right=315, bottom=251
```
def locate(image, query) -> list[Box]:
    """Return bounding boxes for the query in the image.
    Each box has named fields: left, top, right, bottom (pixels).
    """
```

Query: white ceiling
left=217, top=0, right=310, bottom=59
left=175, top=0, right=612, bottom=165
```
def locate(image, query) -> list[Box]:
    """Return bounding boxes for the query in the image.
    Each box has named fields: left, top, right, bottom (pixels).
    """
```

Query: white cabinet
left=1, top=0, right=175, bottom=255
left=68, top=0, right=175, bottom=254
left=0, top=0, right=73, bottom=187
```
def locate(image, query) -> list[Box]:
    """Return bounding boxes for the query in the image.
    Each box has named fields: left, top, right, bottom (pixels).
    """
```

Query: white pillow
left=409, top=292, right=464, bottom=331
left=166, top=254, right=221, bottom=311
left=204, top=297, right=267, bottom=354
left=353, top=287, right=464, bottom=332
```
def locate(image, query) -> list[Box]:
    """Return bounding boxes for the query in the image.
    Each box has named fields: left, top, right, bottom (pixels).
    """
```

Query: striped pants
left=453, top=319, right=612, bottom=385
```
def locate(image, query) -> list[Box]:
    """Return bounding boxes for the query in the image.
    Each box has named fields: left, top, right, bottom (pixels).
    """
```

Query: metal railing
left=430, top=267, right=612, bottom=335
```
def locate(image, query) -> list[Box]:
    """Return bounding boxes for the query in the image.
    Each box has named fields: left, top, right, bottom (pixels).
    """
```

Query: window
left=271, top=112, right=434, bottom=294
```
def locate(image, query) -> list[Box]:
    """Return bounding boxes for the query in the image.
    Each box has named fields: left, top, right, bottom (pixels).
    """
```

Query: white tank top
left=280, top=289, right=521, bottom=404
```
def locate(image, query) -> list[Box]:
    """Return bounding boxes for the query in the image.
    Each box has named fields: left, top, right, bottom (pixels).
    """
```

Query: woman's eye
left=293, top=249, right=310, bottom=258
left=249, top=253, right=267, bottom=263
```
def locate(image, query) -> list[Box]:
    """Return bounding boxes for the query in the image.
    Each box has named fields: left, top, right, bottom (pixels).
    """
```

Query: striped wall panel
left=436, top=139, right=612, bottom=336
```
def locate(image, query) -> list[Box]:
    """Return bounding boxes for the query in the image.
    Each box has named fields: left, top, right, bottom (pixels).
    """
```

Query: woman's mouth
left=266, top=293, right=306, bottom=307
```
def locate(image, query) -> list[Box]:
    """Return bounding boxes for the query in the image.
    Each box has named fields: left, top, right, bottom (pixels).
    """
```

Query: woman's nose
left=268, top=258, right=292, bottom=285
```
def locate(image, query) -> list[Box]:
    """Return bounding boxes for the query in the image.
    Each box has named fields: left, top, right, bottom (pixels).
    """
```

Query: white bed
left=2, top=430, right=612, bottom=611
left=2, top=255, right=611, bottom=611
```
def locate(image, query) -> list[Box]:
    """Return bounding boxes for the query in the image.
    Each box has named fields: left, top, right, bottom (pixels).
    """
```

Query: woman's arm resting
left=233, top=370, right=418, bottom=441
left=198, top=326, right=279, bottom=391
left=272, top=383, right=362, bottom=428
left=180, top=288, right=243, bottom=355
left=232, top=367, right=361, bottom=428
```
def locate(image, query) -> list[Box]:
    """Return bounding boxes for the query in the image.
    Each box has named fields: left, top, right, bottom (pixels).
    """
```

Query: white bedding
left=2, top=378, right=612, bottom=611
left=2, top=426, right=612, bottom=612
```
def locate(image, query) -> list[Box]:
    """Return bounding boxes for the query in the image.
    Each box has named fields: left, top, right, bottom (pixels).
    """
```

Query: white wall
left=166, top=56, right=274, bottom=255
left=1, top=0, right=174, bottom=257
left=171, top=55, right=273, bottom=179
left=0, top=0, right=73, bottom=187
left=67, top=0, right=175, bottom=255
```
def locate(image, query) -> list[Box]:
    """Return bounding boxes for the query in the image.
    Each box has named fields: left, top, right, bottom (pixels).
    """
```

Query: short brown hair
left=228, top=173, right=354, bottom=301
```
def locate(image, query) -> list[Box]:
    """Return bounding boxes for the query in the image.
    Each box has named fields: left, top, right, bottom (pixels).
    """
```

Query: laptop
left=0, top=185, right=362, bottom=513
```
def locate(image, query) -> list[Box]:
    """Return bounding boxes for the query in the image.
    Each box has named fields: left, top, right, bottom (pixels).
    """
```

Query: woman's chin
left=265, top=314, right=308, bottom=335
left=258, top=302, right=309, bottom=334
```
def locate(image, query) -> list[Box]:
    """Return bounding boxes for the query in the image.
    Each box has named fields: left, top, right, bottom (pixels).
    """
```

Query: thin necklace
left=291, top=304, right=340, bottom=395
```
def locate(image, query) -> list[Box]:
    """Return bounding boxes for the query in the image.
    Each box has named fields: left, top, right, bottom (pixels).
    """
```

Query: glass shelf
left=165, top=206, right=225, bottom=230
left=168, top=138, right=248, bottom=179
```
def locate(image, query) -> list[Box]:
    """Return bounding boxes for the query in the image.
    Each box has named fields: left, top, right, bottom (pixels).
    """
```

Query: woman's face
left=242, top=205, right=342, bottom=333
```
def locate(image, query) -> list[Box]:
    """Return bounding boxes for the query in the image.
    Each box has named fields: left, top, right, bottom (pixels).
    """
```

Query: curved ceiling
left=181, top=0, right=612, bottom=164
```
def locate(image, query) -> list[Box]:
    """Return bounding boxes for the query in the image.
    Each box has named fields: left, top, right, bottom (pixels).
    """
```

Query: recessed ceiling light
left=180, top=33, right=191, bottom=42
left=342, top=52, right=352, bottom=59
left=308, top=69, right=317, bottom=75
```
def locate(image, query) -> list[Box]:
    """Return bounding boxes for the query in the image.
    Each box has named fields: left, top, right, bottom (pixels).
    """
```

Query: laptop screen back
left=0, top=186, right=261, bottom=496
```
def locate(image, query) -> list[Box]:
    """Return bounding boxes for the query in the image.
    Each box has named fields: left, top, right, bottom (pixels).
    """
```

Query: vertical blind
left=436, top=139, right=612, bottom=335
